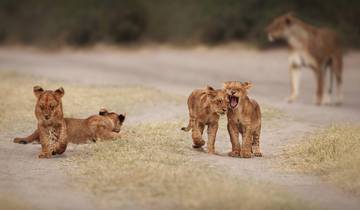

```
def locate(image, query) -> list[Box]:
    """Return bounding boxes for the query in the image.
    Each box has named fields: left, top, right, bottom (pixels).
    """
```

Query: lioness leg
left=251, top=127, right=262, bottom=157
left=207, top=123, right=218, bottom=154
left=227, top=122, right=240, bottom=157
left=315, top=68, right=325, bottom=105
left=332, top=55, right=343, bottom=105
left=14, top=129, right=39, bottom=144
left=240, top=127, right=252, bottom=158
left=191, top=121, right=205, bottom=148
left=287, top=53, right=302, bottom=103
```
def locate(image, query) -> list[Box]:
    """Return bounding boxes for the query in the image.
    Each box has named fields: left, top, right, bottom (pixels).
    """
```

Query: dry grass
left=0, top=196, right=35, bottom=210
left=0, top=71, right=182, bottom=135
left=284, top=124, right=360, bottom=195
left=66, top=120, right=313, bottom=210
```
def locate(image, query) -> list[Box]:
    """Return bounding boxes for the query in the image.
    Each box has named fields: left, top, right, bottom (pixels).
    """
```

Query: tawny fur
left=224, top=81, right=262, bottom=158
left=266, top=13, right=343, bottom=105
left=14, top=108, right=125, bottom=145
left=24, top=86, right=69, bottom=158
left=181, top=86, right=228, bottom=154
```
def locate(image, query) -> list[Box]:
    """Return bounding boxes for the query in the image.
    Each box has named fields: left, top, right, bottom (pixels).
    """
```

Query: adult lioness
left=224, top=81, right=262, bottom=158
left=266, top=13, right=343, bottom=105
left=14, top=108, right=126, bottom=144
left=181, top=86, right=228, bottom=154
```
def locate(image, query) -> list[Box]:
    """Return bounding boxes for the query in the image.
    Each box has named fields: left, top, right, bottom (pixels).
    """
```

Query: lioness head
left=223, top=81, right=252, bottom=109
left=34, top=86, right=65, bottom=124
left=99, top=108, right=126, bottom=133
left=206, top=86, right=228, bottom=115
left=266, top=12, right=297, bottom=42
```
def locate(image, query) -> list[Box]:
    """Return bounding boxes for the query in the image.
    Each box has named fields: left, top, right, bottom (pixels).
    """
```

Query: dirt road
left=0, top=46, right=359, bottom=210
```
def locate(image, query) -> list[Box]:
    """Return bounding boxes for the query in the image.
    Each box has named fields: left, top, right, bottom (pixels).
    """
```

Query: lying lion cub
left=181, top=86, right=228, bottom=154
left=14, top=108, right=125, bottom=145
left=224, top=81, right=262, bottom=158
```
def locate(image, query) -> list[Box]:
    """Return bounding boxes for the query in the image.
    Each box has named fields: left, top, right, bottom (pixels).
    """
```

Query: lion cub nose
left=44, top=115, right=50, bottom=120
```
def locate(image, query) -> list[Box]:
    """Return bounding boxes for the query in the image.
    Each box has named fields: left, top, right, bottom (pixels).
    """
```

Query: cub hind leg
left=14, top=129, right=40, bottom=144
left=191, top=121, right=205, bottom=148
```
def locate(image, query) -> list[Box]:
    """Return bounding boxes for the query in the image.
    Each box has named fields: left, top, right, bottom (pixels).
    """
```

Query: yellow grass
left=66, top=120, right=314, bottom=210
left=285, top=124, right=360, bottom=195
left=0, top=71, right=182, bottom=134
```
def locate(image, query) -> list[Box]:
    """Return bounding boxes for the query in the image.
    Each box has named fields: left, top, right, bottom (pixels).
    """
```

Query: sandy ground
left=0, top=46, right=359, bottom=210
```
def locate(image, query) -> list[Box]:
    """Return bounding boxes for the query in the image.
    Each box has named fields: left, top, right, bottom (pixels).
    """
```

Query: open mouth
left=113, top=129, right=120, bottom=133
left=229, top=96, right=239, bottom=109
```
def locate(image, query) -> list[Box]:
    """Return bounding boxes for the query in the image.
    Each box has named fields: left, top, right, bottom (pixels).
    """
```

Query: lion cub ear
left=54, top=87, right=65, bottom=98
left=99, top=108, right=109, bottom=116
left=206, top=85, right=217, bottom=98
left=242, top=82, right=253, bottom=90
left=118, top=113, right=126, bottom=123
left=33, top=86, right=44, bottom=98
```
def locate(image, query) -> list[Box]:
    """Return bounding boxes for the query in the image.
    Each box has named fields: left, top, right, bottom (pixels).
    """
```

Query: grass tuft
left=284, top=124, right=360, bottom=195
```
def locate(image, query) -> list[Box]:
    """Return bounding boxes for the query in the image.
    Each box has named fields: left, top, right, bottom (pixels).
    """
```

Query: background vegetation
left=0, top=0, right=359, bottom=47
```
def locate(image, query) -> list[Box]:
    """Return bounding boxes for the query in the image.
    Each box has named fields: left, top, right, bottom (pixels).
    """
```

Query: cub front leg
left=252, top=126, right=262, bottom=157
left=227, top=122, right=240, bottom=157
left=54, top=124, right=68, bottom=155
left=38, top=129, right=51, bottom=159
left=191, top=121, right=205, bottom=148
left=240, top=127, right=252, bottom=158
left=207, top=122, right=218, bottom=154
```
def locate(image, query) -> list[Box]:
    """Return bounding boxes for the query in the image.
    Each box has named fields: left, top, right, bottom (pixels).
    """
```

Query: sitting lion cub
left=28, top=86, right=68, bottom=158
left=224, top=81, right=262, bottom=158
left=181, top=86, right=228, bottom=154
left=14, top=108, right=126, bottom=145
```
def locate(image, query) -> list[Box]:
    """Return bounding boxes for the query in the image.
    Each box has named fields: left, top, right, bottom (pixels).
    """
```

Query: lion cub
left=31, top=86, right=68, bottom=158
left=181, top=86, right=228, bottom=154
left=14, top=108, right=126, bottom=145
left=224, top=81, right=262, bottom=158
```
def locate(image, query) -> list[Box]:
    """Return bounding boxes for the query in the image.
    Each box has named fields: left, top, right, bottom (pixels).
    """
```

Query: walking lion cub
left=181, top=86, right=228, bottom=154
left=224, top=81, right=262, bottom=158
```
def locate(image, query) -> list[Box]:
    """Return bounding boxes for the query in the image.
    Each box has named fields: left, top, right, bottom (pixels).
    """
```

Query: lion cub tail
left=181, top=125, right=191, bottom=132
left=181, top=118, right=194, bottom=132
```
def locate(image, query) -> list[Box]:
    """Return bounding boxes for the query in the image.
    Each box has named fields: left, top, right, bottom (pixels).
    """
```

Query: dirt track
left=0, top=46, right=359, bottom=210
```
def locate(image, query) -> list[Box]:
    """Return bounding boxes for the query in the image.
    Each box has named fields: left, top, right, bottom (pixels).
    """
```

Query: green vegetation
left=285, top=124, right=360, bottom=195
left=67, top=120, right=314, bottom=210
left=0, top=0, right=359, bottom=47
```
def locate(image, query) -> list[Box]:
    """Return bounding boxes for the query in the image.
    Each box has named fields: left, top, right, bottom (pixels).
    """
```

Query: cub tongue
left=230, top=97, right=237, bottom=107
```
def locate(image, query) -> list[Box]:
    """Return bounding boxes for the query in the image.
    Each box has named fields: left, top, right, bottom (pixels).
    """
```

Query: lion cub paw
left=207, top=148, right=216, bottom=155
left=228, top=150, right=240, bottom=157
left=192, top=140, right=205, bottom=148
left=253, top=152, right=263, bottom=157
left=38, top=152, right=51, bottom=159
left=240, top=150, right=252, bottom=158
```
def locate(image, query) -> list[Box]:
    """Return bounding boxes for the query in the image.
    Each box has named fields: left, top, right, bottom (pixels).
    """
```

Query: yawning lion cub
left=224, top=81, right=262, bottom=158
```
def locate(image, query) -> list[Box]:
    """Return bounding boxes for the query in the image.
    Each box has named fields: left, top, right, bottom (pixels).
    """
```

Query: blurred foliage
left=0, top=0, right=359, bottom=47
